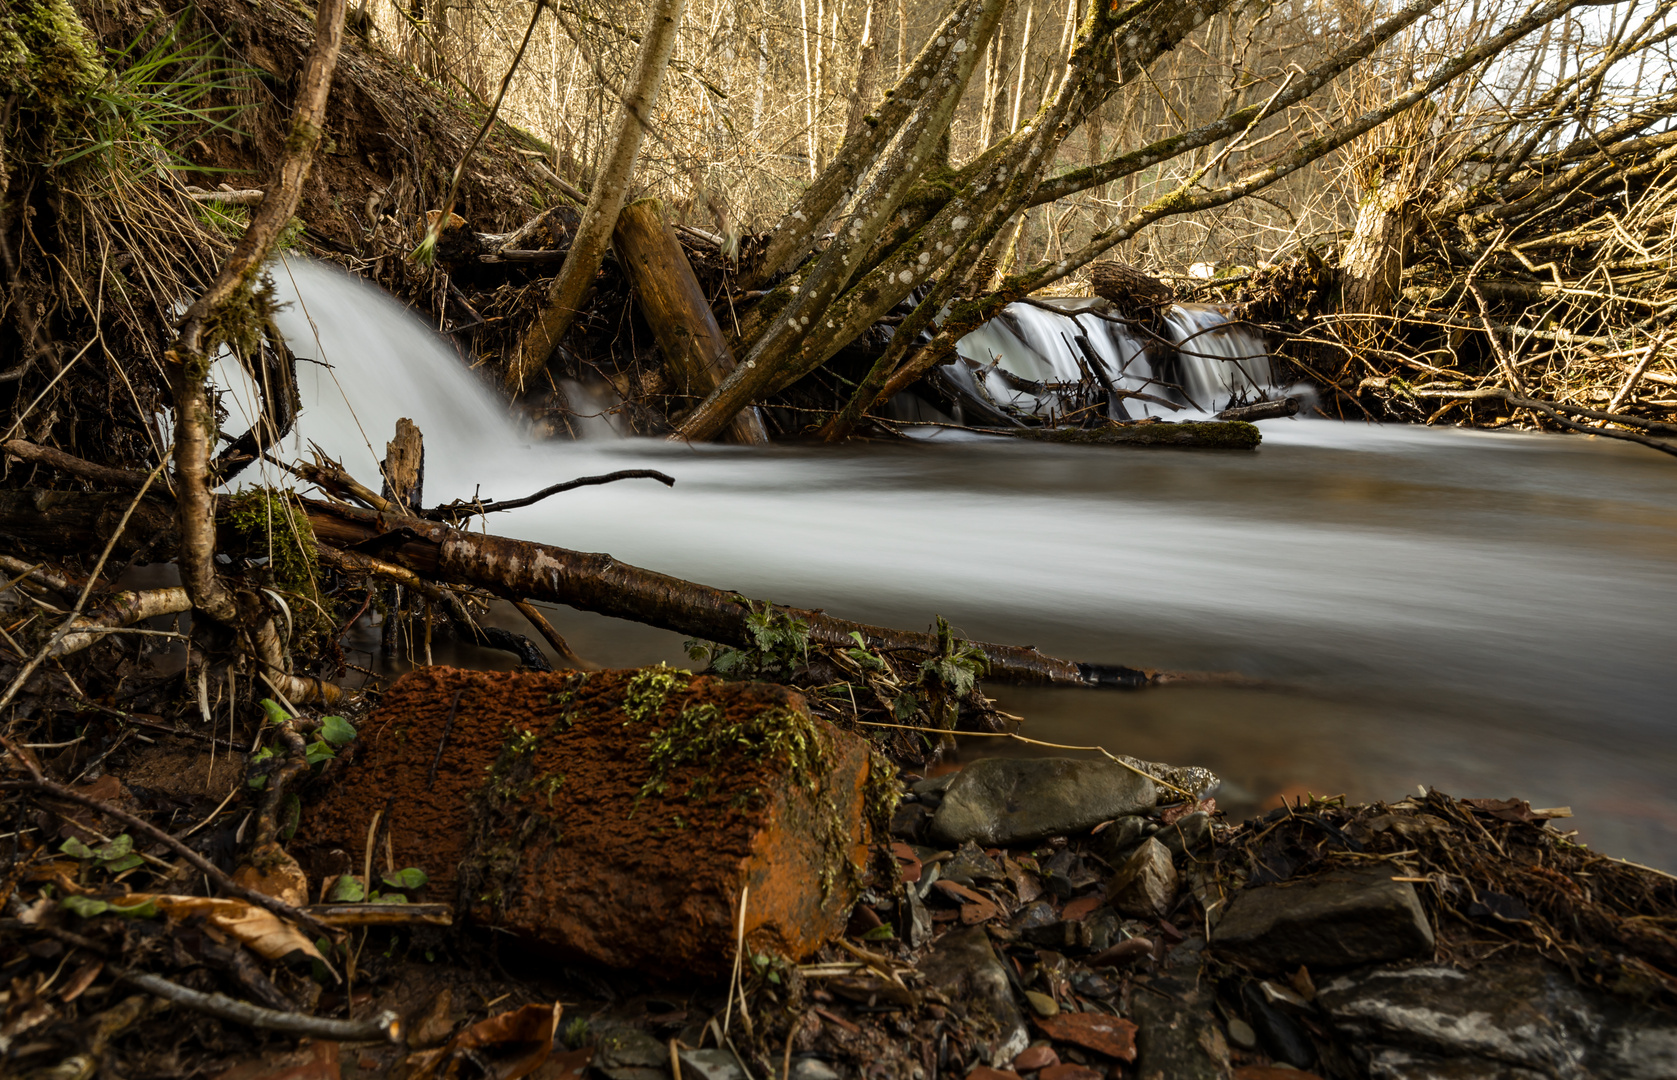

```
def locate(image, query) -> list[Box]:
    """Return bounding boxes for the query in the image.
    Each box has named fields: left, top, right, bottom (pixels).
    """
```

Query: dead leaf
left=59, top=959, right=103, bottom=1002
left=408, top=1002, right=561, bottom=1080
left=233, top=842, right=311, bottom=908
left=127, top=894, right=326, bottom=964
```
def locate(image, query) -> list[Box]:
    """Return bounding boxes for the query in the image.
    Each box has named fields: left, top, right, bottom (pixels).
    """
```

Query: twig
left=0, top=461, right=167, bottom=719
left=420, top=469, right=676, bottom=521
left=118, top=968, right=400, bottom=1042
left=511, top=600, right=593, bottom=669
left=0, top=763, right=339, bottom=941
left=427, top=689, right=464, bottom=792
left=723, top=884, right=749, bottom=1037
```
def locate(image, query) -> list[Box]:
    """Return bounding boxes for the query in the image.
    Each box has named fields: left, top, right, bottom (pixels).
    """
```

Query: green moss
left=634, top=701, right=823, bottom=805
left=1, top=0, right=106, bottom=105
left=621, top=664, right=690, bottom=726
left=226, top=486, right=334, bottom=639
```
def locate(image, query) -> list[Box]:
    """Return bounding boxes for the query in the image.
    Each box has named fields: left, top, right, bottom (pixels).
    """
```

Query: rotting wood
left=613, top=198, right=767, bottom=444
left=381, top=419, right=424, bottom=512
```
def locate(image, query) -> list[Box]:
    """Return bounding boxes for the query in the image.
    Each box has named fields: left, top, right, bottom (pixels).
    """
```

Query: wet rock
left=1130, top=961, right=1231, bottom=1080
left=1241, top=981, right=1315, bottom=1069
left=594, top=1026, right=670, bottom=1080
left=943, top=841, right=1007, bottom=886
left=1025, top=990, right=1060, bottom=1017
left=1225, top=1018, right=1257, bottom=1051
left=1106, top=838, right=1179, bottom=918
left=676, top=1049, right=745, bottom=1080
left=1157, top=811, right=1212, bottom=858
left=1211, top=867, right=1434, bottom=971
left=968, top=1069, right=1023, bottom=1080
left=301, top=666, right=876, bottom=976
left=1012, top=900, right=1059, bottom=936
left=1317, top=959, right=1677, bottom=1079
left=1090, top=815, right=1150, bottom=864
left=928, top=758, right=1158, bottom=847
left=1039, top=1066, right=1102, bottom=1080
left=1089, top=937, right=1153, bottom=968
left=890, top=801, right=933, bottom=841
left=917, top=925, right=1029, bottom=1066
left=1083, top=908, right=1124, bottom=953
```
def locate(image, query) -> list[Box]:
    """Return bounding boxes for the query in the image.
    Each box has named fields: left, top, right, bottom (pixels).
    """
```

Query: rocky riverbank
left=3, top=665, right=1675, bottom=1079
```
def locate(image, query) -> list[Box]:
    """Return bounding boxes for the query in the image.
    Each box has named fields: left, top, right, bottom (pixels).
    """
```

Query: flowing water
left=220, top=259, right=1677, bottom=869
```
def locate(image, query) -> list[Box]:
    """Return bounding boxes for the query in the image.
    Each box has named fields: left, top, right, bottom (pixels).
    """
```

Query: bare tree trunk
left=1011, top=2, right=1035, bottom=132
left=506, top=0, right=686, bottom=392
left=1341, top=175, right=1417, bottom=331
left=844, top=0, right=880, bottom=145
left=614, top=198, right=769, bottom=444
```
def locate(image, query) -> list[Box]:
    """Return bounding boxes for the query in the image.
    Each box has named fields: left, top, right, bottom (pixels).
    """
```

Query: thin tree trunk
left=507, top=0, right=686, bottom=391
left=1011, top=2, right=1035, bottom=132
left=844, top=0, right=880, bottom=145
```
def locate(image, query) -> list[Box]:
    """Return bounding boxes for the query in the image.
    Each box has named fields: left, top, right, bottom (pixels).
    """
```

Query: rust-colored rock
left=300, top=666, right=880, bottom=976
left=1034, top=1013, right=1139, bottom=1062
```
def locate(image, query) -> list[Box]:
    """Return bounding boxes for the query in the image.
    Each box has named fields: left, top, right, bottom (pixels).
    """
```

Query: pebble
left=1013, top=1045, right=1060, bottom=1071
left=1225, top=1017, right=1258, bottom=1050
left=1025, top=990, right=1060, bottom=1017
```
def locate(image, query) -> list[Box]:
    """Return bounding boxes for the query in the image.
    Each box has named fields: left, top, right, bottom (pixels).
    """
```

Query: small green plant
left=562, top=1017, right=591, bottom=1049
left=60, top=833, right=143, bottom=874
left=916, top=616, right=988, bottom=731
left=61, top=894, right=157, bottom=919
left=249, top=701, right=357, bottom=787
left=686, top=598, right=810, bottom=680
left=325, top=866, right=429, bottom=904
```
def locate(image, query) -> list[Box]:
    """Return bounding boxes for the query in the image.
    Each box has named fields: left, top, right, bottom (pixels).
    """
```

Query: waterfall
left=211, top=257, right=525, bottom=485
left=941, top=298, right=1273, bottom=423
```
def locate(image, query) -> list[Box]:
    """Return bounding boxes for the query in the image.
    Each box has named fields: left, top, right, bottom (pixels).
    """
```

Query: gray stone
left=1106, top=838, right=1179, bottom=918
left=1225, top=1017, right=1257, bottom=1050
left=1131, top=958, right=1230, bottom=1080
left=1158, top=811, right=1212, bottom=859
left=788, top=1059, right=842, bottom=1080
left=889, top=801, right=933, bottom=841
left=1210, top=866, right=1434, bottom=970
left=676, top=1049, right=745, bottom=1080
left=917, top=925, right=1029, bottom=1066
left=942, top=840, right=1006, bottom=886
left=911, top=773, right=956, bottom=797
left=1318, top=959, right=1677, bottom=1080
left=594, top=1025, right=671, bottom=1080
left=927, top=757, right=1158, bottom=847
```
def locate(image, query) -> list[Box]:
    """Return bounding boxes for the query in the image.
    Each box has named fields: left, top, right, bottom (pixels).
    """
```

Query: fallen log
left=980, top=421, right=1263, bottom=449
left=1215, top=398, right=1300, bottom=422
left=0, top=488, right=1178, bottom=688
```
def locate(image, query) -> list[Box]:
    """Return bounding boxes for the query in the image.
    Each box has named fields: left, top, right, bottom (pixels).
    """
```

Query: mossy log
left=987, top=421, right=1262, bottom=449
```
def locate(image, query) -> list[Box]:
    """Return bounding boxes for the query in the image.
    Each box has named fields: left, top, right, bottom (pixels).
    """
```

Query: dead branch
left=419, top=468, right=676, bottom=521
left=117, top=968, right=400, bottom=1042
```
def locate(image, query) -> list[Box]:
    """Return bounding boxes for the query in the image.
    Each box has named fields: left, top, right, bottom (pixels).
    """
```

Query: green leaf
left=61, top=895, right=109, bottom=917
left=107, top=896, right=158, bottom=918
left=60, top=836, right=97, bottom=860
left=304, top=739, right=336, bottom=766
left=94, top=834, right=134, bottom=861
left=326, top=874, right=366, bottom=902
left=260, top=698, right=292, bottom=725
left=279, top=794, right=302, bottom=841
left=862, top=924, right=896, bottom=942
left=318, top=715, right=357, bottom=746
left=103, top=853, right=144, bottom=873
left=381, top=867, right=429, bottom=891
left=381, top=892, right=408, bottom=904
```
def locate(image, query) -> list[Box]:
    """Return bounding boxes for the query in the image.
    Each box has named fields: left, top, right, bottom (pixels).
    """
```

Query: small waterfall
left=212, top=257, right=524, bottom=485
left=943, top=298, right=1274, bottom=424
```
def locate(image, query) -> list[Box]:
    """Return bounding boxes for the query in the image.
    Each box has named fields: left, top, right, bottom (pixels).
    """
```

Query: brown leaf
left=128, top=894, right=326, bottom=964
left=59, top=959, right=103, bottom=1002
left=408, top=1002, right=561, bottom=1080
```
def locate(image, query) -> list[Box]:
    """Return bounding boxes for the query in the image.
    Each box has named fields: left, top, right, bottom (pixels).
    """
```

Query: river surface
left=247, top=258, right=1677, bottom=870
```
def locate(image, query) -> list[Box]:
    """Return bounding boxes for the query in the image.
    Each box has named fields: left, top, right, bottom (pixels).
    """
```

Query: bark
left=1340, top=179, right=1416, bottom=327
left=613, top=199, right=768, bottom=444
left=844, top=0, right=881, bottom=145
left=48, top=588, right=192, bottom=659
left=506, top=0, right=685, bottom=391
left=380, top=418, right=425, bottom=512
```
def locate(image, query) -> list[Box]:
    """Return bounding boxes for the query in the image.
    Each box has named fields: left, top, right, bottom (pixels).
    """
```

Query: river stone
left=1211, top=866, right=1434, bottom=970
left=1158, top=811, right=1212, bottom=859
left=918, top=925, right=1029, bottom=1066
left=1317, top=959, right=1677, bottom=1079
left=1130, top=955, right=1231, bottom=1080
left=928, top=757, right=1158, bottom=846
left=1106, top=838, right=1178, bottom=918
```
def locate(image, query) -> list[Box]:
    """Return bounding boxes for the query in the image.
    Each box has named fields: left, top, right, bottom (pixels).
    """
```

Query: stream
left=225, top=258, right=1677, bottom=870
